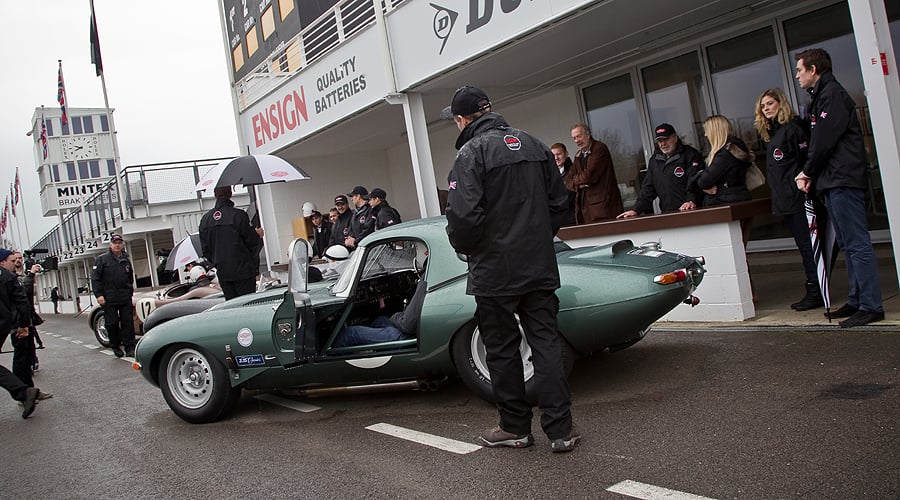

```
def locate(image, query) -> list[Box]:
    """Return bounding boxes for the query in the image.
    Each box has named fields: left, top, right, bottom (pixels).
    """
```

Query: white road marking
left=72, top=339, right=83, bottom=344
left=253, top=393, right=320, bottom=413
left=60, top=336, right=71, bottom=340
left=83, top=344, right=99, bottom=349
left=51, top=334, right=61, bottom=337
left=365, top=423, right=482, bottom=455
left=100, top=350, right=114, bottom=356
left=607, top=480, right=717, bottom=500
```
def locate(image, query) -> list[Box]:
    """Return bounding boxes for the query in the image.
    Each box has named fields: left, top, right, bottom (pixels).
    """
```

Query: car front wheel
left=93, top=312, right=111, bottom=348
left=159, top=345, right=241, bottom=424
left=450, top=321, right=577, bottom=403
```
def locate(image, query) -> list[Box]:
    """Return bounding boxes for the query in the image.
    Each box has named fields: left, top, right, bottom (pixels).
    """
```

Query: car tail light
left=132, top=362, right=141, bottom=371
left=654, top=269, right=687, bottom=285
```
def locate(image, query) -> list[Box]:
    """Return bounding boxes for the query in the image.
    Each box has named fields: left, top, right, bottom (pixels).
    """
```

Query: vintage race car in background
left=90, top=281, right=223, bottom=347
left=134, top=216, right=705, bottom=423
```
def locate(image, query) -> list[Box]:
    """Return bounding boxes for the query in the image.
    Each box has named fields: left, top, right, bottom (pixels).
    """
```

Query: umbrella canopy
left=195, top=154, right=310, bottom=191
left=165, top=233, right=202, bottom=271
left=805, top=197, right=839, bottom=318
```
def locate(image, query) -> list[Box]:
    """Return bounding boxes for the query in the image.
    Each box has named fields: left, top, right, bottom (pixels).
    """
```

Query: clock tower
left=31, top=106, right=120, bottom=216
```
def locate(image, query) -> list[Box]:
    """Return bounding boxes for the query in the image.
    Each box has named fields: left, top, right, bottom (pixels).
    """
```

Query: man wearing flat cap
left=368, top=188, right=402, bottom=230
left=443, top=85, right=580, bottom=452
left=91, top=234, right=136, bottom=357
left=345, top=186, right=374, bottom=249
left=617, top=123, right=704, bottom=218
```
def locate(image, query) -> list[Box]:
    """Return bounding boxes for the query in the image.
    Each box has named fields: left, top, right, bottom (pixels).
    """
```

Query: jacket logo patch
left=820, top=111, right=828, bottom=119
left=503, top=135, right=521, bottom=151
left=773, top=148, right=784, bottom=161
left=213, top=210, right=222, bottom=221
left=799, top=141, right=808, bottom=149
left=448, top=180, right=457, bottom=190
left=673, top=166, right=685, bottom=178
left=359, top=216, right=367, bottom=224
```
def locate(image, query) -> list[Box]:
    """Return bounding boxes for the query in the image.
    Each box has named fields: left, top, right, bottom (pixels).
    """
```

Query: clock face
left=63, top=135, right=100, bottom=160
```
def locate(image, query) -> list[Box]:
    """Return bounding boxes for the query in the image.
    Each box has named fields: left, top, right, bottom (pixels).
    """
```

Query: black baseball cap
left=334, top=194, right=348, bottom=205
left=348, top=186, right=369, bottom=198
left=440, top=85, right=491, bottom=119
left=111, top=234, right=124, bottom=242
left=654, top=123, right=676, bottom=140
left=369, top=188, right=387, bottom=200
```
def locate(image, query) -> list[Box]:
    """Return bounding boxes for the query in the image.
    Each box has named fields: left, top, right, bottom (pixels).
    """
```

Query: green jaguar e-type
left=133, top=216, right=705, bottom=424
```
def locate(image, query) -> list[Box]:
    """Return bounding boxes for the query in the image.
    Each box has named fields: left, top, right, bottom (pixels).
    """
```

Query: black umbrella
left=195, top=154, right=310, bottom=191
left=805, top=196, right=839, bottom=320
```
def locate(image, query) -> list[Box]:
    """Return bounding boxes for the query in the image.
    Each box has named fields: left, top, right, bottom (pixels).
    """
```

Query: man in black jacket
left=617, top=123, right=704, bottom=218
left=443, top=85, right=579, bottom=452
left=344, top=186, right=374, bottom=250
left=368, top=188, right=402, bottom=230
left=328, top=195, right=352, bottom=249
left=199, top=186, right=263, bottom=300
left=794, top=48, right=883, bottom=328
left=0, top=248, right=41, bottom=418
left=91, top=234, right=135, bottom=357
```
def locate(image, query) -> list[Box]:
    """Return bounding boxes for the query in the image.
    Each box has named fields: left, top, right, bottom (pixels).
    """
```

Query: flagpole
left=90, top=0, right=126, bottom=222
left=12, top=184, right=24, bottom=249
left=58, top=60, right=92, bottom=254
left=15, top=168, right=32, bottom=246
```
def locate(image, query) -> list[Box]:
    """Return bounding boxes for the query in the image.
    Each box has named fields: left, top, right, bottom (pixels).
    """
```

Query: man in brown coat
left=564, top=123, right=623, bottom=223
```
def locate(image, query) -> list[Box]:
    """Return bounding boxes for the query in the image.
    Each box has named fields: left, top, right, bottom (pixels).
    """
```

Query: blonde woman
left=690, top=115, right=752, bottom=206
left=754, top=88, right=821, bottom=311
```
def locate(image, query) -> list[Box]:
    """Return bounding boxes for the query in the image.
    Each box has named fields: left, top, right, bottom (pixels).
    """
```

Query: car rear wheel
left=451, top=321, right=577, bottom=403
left=93, top=312, right=111, bottom=348
left=159, top=345, right=241, bottom=424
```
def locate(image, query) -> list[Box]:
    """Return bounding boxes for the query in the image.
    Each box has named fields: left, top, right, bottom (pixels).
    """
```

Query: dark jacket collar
left=455, top=112, right=509, bottom=150
left=214, top=197, right=236, bottom=209
left=807, top=71, right=836, bottom=98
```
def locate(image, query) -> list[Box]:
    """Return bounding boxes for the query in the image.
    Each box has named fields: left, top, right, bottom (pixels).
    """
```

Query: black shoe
left=125, top=349, right=135, bottom=358
left=791, top=282, right=823, bottom=311
left=550, top=428, right=582, bottom=453
left=479, top=426, right=534, bottom=448
left=825, top=304, right=858, bottom=319
left=112, top=347, right=125, bottom=357
left=839, top=310, right=885, bottom=328
left=36, top=344, right=45, bottom=349
left=21, top=387, right=39, bottom=419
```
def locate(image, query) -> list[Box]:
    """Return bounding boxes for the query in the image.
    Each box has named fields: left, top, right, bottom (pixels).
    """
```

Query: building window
left=262, top=6, right=276, bottom=39
left=66, top=162, right=76, bottom=181
left=89, top=160, right=100, bottom=178
left=61, top=118, right=69, bottom=136
left=246, top=25, right=259, bottom=57
left=642, top=52, right=709, bottom=153
left=45, top=119, right=54, bottom=136
left=233, top=42, right=245, bottom=72
left=83, top=116, right=94, bottom=133
left=52, top=164, right=60, bottom=182
left=279, top=0, right=294, bottom=21
left=78, top=161, right=90, bottom=180
left=583, top=74, right=644, bottom=210
left=72, top=117, right=84, bottom=135
left=707, top=27, right=783, bottom=151
left=100, top=114, right=109, bottom=132
left=107, top=160, right=116, bottom=176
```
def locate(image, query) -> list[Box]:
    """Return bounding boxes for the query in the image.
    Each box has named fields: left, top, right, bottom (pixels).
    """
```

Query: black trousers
left=220, top=278, right=256, bottom=300
left=783, top=211, right=819, bottom=284
left=104, top=302, right=136, bottom=350
left=475, top=289, right=573, bottom=440
left=0, top=363, right=28, bottom=401
left=11, top=328, right=35, bottom=387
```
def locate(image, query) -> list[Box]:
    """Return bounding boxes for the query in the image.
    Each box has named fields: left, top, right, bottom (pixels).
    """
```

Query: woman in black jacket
left=754, top=88, right=822, bottom=311
left=691, top=115, right=752, bottom=206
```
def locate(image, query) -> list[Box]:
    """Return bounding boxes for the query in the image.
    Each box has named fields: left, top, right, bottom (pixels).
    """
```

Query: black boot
left=791, top=282, right=823, bottom=311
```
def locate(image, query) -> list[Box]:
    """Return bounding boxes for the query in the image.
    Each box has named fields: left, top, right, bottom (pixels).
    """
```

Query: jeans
left=333, top=316, right=408, bottom=347
left=824, top=188, right=883, bottom=312
left=475, top=290, right=573, bottom=440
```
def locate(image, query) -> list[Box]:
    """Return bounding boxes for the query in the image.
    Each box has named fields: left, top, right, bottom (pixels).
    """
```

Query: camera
left=23, top=248, right=58, bottom=272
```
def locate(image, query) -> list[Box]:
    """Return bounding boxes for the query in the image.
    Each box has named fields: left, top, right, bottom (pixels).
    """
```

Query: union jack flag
left=1, top=197, right=7, bottom=235
left=40, top=118, right=48, bottom=160
left=9, top=184, right=14, bottom=218
left=57, top=61, right=68, bottom=125
left=14, top=167, right=20, bottom=206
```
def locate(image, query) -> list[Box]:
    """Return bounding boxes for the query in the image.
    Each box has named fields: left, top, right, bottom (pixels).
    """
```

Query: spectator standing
left=793, top=48, right=883, bottom=327
left=565, top=123, right=623, bottom=223
left=368, top=188, right=402, bottom=230
left=329, top=195, right=352, bottom=248
left=345, top=186, right=374, bottom=249
left=13, top=252, right=45, bottom=376
left=90, top=235, right=136, bottom=357
left=199, top=186, right=263, bottom=300
left=50, top=286, right=60, bottom=314
left=1, top=252, right=35, bottom=385
left=0, top=248, right=41, bottom=419
left=443, top=85, right=579, bottom=452
left=550, top=143, right=576, bottom=225
left=310, top=210, right=332, bottom=259
left=754, top=88, right=822, bottom=311
left=691, top=115, right=752, bottom=206
left=617, top=123, right=705, bottom=218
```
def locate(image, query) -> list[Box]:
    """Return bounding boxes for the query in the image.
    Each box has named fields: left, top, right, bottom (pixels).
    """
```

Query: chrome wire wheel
left=165, top=347, right=214, bottom=410
left=469, top=324, right=535, bottom=384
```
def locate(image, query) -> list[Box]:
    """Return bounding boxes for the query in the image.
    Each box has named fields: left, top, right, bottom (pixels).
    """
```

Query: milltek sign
left=388, top=0, right=580, bottom=89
